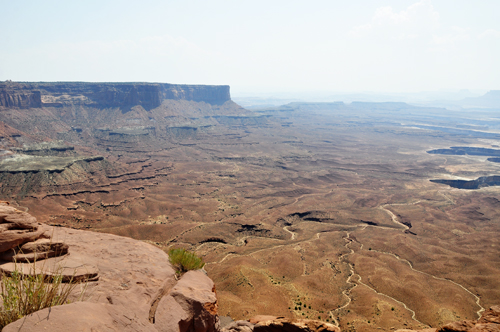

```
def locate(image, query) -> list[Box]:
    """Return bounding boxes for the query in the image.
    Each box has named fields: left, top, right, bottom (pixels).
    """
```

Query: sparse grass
left=168, top=248, right=205, bottom=275
left=0, top=263, right=87, bottom=328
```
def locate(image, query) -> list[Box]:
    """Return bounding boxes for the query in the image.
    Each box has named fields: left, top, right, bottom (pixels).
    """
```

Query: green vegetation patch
left=0, top=267, right=87, bottom=328
left=168, top=248, right=205, bottom=275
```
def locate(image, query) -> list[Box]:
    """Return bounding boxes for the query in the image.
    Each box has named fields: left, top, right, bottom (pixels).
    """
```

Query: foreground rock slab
left=0, top=204, right=219, bottom=332
left=2, top=302, right=157, bottom=332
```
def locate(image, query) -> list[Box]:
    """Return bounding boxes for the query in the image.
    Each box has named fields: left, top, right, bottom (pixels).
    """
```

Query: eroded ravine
left=206, top=195, right=485, bottom=325
left=377, top=200, right=485, bottom=318
left=329, top=229, right=429, bottom=328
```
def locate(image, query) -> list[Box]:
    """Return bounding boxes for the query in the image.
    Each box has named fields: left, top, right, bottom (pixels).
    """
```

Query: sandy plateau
left=0, top=83, right=499, bottom=331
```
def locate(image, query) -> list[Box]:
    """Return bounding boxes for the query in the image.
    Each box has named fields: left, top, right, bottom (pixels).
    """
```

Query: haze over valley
left=1, top=1, right=500, bottom=331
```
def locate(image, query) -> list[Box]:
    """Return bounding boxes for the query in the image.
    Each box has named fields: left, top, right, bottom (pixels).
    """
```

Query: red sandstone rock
left=223, top=317, right=341, bottom=332
left=2, top=302, right=157, bottom=332
left=0, top=238, right=69, bottom=262
left=469, top=323, right=500, bottom=331
left=438, top=320, right=477, bottom=331
left=399, top=306, right=500, bottom=332
left=0, top=203, right=93, bottom=282
left=155, top=269, right=219, bottom=332
left=479, top=306, right=500, bottom=325
left=1, top=225, right=177, bottom=331
left=0, top=202, right=50, bottom=252
left=0, top=205, right=224, bottom=332
left=249, top=316, right=340, bottom=332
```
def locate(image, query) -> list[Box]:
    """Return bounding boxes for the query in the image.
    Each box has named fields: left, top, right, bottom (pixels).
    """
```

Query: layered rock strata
left=0, top=82, right=231, bottom=109
left=0, top=201, right=55, bottom=257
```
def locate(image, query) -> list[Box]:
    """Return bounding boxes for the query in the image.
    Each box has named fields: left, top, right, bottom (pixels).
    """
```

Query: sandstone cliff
left=0, top=81, right=252, bottom=198
left=0, top=81, right=231, bottom=109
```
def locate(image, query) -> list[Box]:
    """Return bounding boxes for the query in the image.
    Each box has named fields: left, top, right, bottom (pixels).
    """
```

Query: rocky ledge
left=0, top=201, right=219, bottom=331
left=0, top=81, right=231, bottom=109
left=222, top=315, right=340, bottom=332
left=396, top=307, right=500, bottom=332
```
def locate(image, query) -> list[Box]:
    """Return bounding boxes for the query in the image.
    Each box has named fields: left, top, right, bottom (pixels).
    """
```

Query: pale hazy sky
left=1, top=0, right=499, bottom=95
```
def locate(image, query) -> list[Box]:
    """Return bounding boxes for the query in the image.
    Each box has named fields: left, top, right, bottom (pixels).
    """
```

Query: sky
left=1, top=0, right=499, bottom=96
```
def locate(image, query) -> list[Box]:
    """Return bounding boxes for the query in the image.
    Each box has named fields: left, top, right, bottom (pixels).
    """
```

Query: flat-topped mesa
left=0, top=82, right=231, bottom=109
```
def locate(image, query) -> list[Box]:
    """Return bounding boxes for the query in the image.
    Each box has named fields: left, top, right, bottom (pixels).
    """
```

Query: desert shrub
left=168, top=248, right=205, bottom=274
left=0, top=266, right=86, bottom=328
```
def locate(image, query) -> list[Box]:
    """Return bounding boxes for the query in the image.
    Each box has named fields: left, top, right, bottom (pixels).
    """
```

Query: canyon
left=0, top=82, right=499, bottom=331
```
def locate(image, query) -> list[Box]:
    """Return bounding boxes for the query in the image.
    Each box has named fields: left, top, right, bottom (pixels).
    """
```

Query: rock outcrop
left=155, top=270, right=219, bottom=332
left=222, top=316, right=340, bottom=332
left=0, top=203, right=219, bottom=332
left=0, top=202, right=52, bottom=254
left=0, top=82, right=231, bottom=109
left=0, top=88, right=42, bottom=108
left=396, top=306, right=500, bottom=332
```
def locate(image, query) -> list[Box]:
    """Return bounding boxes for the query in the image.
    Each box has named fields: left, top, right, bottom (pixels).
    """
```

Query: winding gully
left=205, top=198, right=484, bottom=327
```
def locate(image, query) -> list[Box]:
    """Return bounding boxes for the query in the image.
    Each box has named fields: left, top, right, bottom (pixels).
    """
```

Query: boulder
left=155, top=269, right=219, bottom=332
left=0, top=202, right=50, bottom=253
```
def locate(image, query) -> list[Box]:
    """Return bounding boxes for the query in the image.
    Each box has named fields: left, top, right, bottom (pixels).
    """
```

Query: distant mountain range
left=460, top=90, right=500, bottom=109
left=233, top=90, right=500, bottom=110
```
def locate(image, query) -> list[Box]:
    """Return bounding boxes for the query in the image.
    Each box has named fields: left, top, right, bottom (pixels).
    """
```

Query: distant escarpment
left=0, top=81, right=231, bottom=109
left=0, top=81, right=256, bottom=199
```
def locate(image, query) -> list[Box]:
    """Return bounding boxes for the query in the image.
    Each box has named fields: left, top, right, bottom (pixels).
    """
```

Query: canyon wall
left=0, top=82, right=231, bottom=109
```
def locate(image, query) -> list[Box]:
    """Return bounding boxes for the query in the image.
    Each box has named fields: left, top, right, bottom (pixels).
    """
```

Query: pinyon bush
left=168, top=248, right=205, bottom=275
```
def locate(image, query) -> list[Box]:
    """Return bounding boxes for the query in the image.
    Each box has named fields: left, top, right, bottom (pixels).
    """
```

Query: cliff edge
left=0, top=81, right=231, bottom=109
left=0, top=202, right=219, bottom=332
